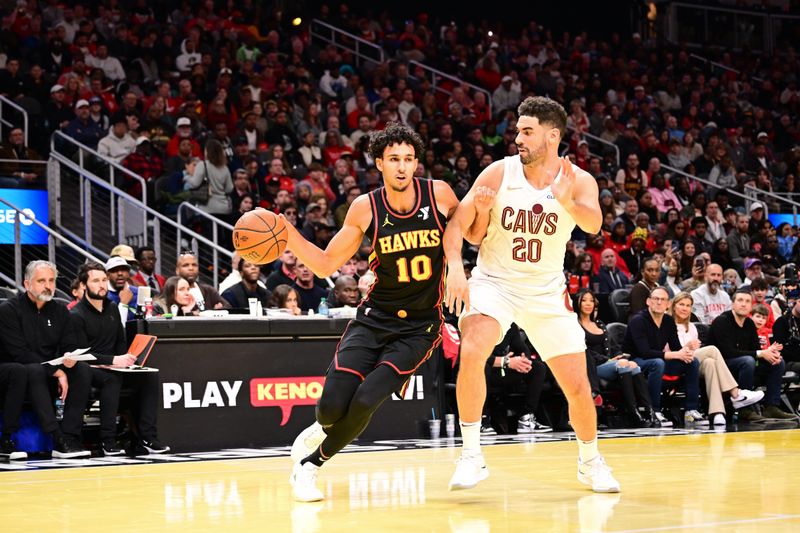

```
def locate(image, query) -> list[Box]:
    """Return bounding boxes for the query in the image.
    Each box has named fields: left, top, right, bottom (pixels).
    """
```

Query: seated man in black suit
left=0, top=260, right=92, bottom=458
left=221, top=259, right=272, bottom=309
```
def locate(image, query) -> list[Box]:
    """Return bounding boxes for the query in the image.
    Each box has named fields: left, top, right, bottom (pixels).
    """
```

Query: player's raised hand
left=473, top=186, right=497, bottom=215
left=551, top=157, right=576, bottom=207
left=445, top=264, right=470, bottom=317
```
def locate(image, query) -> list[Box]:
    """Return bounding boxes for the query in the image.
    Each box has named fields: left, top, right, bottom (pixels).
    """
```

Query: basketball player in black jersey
left=280, top=123, right=459, bottom=502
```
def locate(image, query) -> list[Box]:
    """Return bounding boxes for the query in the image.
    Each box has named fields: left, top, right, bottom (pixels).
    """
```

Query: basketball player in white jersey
left=443, top=96, right=619, bottom=493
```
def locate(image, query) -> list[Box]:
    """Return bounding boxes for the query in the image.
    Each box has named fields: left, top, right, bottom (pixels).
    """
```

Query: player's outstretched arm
left=552, top=157, right=602, bottom=234
left=280, top=195, right=371, bottom=278
left=443, top=161, right=502, bottom=315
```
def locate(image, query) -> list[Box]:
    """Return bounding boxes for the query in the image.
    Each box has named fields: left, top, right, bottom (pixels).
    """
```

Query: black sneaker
left=101, top=438, right=125, bottom=456
left=141, top=439, right=170, bottom=454
left=52, top=435, right=90, bottom=458
left=0, top=435, right=27, bottom=461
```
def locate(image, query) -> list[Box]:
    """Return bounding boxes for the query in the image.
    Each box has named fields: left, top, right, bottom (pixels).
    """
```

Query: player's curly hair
left=367, top=122, right=425, bottom=162
left=517, top=96, right=567, bottom=140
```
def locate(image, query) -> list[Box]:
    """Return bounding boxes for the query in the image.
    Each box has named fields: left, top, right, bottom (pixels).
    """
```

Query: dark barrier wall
left=133, top=318, right=443, bottom=452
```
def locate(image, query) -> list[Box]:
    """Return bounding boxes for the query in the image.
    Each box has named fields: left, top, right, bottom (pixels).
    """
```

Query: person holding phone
left=690, top=264, right=731, bottom=325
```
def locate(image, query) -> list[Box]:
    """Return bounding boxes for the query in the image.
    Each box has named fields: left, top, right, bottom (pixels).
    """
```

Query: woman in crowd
left=184, top=138, right=233, bottom=217
left=669, top=292, right=764, bottom=426
left=605, top=220, right=629, bottom=254
left=567, top=253, right=595, bottom=297
left=666, top=218, right=688, bottom=245
left=662, top=256, right=683, bottom=298
left=154, top=276, right=199, bottom=316
left=712, top=238, right=737, bottom=272
left=776, top=222, right=797, bottom=262
left=678, top=240, right=698, bottom=279
left=574, top=289, right=657, bottom=428
left=269, top=284, right=302, bottom=315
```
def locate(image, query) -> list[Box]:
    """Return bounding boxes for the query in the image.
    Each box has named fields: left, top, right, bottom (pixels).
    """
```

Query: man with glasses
left=130, top=246, right=165, bottom=296
left=622, top=286, right=703, bottom=426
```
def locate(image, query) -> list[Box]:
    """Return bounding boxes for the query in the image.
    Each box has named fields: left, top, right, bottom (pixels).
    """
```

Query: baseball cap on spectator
left=306, top=202, right=322, bottom=212
left=75, top=99, right=89, bottom=109
left=749, top=201, right=764, bottom=213
left=89, top=96, right=102, bottom=105
left=625, top=122, right=636, bottom=129
left=634, top=85, right=645, bottom=92
left=104, top=256, right=130, bottom=271
left=136, top=136, right=151, bottom=146
left=50, top=84, right=65, bottom=94
left=313, top=220, right=335, bottom=231
left=219, top=68, right=233, bottom=77
left=266, top=176, right=280, bottom=187
left=599, top=189, right=613, bottom=199
left=235, top=136, right=248, bottom=145
left=577, top=139, right=588, bottom=147
left=110, top=244, right=138, bottom=265
left=339, top=64, right=355, bottom=76
left=705, top=121, right=718, bottom=130
left=176, top=117, right=191, bottom=127
left=744, top=258, right=762, bottom=270
left=501, top=75, right=513, bottom=83
left=757, top=131, right=769, bottom=140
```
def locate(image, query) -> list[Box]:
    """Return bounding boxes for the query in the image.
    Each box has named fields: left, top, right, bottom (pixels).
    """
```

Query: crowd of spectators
left=2, top=2, right=800, bottom=449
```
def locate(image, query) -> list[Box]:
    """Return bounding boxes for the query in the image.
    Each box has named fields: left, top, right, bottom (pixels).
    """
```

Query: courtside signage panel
left=0, top=189, right=48, bottom=244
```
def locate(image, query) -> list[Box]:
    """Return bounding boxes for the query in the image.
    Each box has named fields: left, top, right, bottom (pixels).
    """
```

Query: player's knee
left=316, top=396, right=347, bottom=426
left=560, top=375, right=591, bottom=399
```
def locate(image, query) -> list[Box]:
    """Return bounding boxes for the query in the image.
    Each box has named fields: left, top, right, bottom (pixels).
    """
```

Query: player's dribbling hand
left=473, top=186, right=497, bottom=215
left=551, top=157, right=575, bottom=208
left=445, top=265, right=470, bottom=317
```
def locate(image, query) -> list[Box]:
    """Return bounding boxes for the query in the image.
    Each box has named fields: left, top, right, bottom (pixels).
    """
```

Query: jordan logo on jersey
left=417, top=206, right=430, bottom=221
left=382, top=214, right=394, bottom=227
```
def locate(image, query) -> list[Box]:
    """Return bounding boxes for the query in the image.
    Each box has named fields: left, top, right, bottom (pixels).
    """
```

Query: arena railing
left=310, top=19, right=385, bottom=67
left=48, top=131, right=233, bottom=287
left=309, top=19, right=492, bottom=117
left=406, top=60, right=492, bottom=118
left=0, top=95, right=29, bottom=147
left=667, top=2, right=771, bottom=52
left=0, top=196, right=103, bottom=291
left=566, top=127, right=621, bottom=168
left=688, top=53, right=765, bottom=85
left=177, top=201, right=235, bottom=285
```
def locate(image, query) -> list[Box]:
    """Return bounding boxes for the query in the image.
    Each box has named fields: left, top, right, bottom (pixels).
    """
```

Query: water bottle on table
left=317, top=297, right=329, bottom=317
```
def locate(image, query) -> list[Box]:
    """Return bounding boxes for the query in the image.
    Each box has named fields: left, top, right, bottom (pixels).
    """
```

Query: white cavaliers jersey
left=473, top=155, right=577, bottom=293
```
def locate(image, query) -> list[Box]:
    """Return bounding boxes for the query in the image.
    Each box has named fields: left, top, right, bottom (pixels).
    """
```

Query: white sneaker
left=290, top=422, right=326, bottom=463
left=518, top=413, right=553, bottom=433
left=731, top=389, right=765, bottom=410
left=290, top=461, right=324, bottom=502
left=448, top=452, right=489, bottom=491
left=684, top=410, right=709, bottom=425
left=577, top=456, right=620, bottom=493
left=654, top=411, right=673, bottom=427
left=712, top=413, right=726, bottom=426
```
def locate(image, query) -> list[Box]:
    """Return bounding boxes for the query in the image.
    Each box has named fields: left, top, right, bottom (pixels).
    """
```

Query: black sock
left=301, top=449, right=326, bottom=467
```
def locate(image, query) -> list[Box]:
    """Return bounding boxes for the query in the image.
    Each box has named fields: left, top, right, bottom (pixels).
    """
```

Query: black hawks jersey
left=364, top=178, right=447, bottom=318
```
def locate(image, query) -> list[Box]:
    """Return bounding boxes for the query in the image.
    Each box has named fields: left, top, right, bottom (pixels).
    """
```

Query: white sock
left=460, top=421, right=481, bottom=453
left=578, top=438, right=599, bottom=463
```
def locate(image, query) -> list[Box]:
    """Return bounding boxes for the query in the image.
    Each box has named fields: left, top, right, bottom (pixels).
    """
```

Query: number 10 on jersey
left=396, top=255, right=433, bottom=282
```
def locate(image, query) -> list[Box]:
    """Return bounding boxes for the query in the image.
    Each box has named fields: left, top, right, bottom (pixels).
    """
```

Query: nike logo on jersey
left=383, top=214, right=394, bottom=227
left=417, top=206, right=430, bottom=221
left=426, top=324, right=433, bottom=333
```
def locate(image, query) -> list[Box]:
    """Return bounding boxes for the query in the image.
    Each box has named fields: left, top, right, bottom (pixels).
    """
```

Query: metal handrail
left=48, top=136, right=234, bottom=286
left=51, top=130, right=148, bottom=209
left=743, top=183, right=800, bottom=226
left=177, top=201, right=235, bottom=285
left=0, top=196, right=103, bottom=289
left=688, top=53, right=764, bottom=84
left=310, top=19, right=385, bottom=67
left=668, top=2, right=772, bottom=52
left=0, top=95, right=29, bottom=147
left=660, top=163, right=753, bottom=204
left=566, top=127, right=620, bottom=167
left=406, top=60, right=492, bottom=118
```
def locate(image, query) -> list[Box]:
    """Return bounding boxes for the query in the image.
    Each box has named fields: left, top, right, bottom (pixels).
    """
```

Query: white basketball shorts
left=459, top=274, right=586, bottom=361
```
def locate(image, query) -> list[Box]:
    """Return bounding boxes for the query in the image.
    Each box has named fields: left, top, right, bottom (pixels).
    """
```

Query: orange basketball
left=232, top=210, right=288, bottom=265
